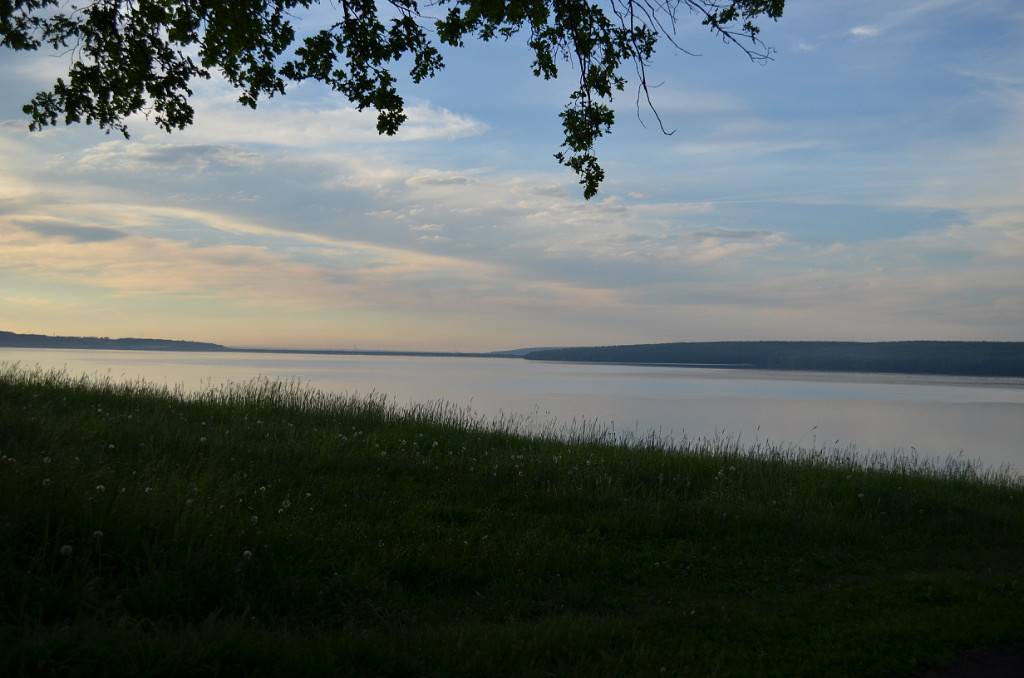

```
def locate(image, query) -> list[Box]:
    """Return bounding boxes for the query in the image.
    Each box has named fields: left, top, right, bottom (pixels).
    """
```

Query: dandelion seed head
left=242, top=550, right=252, bottom=560
left=92, top=530, right=103, bottom=539
left=60, top=545, right=72, bottom=556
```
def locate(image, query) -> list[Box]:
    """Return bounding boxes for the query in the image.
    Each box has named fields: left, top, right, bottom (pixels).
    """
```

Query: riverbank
left=2, top=365, right=1022, bottom=677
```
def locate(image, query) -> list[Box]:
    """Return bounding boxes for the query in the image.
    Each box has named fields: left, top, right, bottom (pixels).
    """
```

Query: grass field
left=2, top=363, right=1022, bottom=677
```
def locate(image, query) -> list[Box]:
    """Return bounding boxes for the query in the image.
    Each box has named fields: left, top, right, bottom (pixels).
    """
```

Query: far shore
left=3, top=331, right=1024, bottom=379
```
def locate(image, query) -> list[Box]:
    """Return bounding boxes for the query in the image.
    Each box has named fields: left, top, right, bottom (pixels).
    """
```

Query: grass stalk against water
left=1, top=363, right=1023, bottom=677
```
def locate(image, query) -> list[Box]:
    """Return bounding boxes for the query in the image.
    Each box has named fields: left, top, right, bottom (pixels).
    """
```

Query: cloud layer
left=1, top=0, right=1022, bottom=350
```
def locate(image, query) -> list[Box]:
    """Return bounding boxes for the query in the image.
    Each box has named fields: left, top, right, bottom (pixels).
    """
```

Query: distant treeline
left=524, top=341, right=1024, bottom=377
left=0, top=331, right=225, bottom=352
left=0, top=331, right=502, bottom=359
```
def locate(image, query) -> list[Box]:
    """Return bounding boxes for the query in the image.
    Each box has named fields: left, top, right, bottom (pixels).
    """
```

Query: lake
left=3, top=347, right=1023, bottom=474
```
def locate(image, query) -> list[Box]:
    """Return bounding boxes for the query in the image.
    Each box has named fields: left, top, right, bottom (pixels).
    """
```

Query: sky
left=1, top=0, right=1022, bottom=351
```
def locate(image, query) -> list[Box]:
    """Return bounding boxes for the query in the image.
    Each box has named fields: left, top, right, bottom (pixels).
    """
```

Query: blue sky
left=1, top=0, right=1022, bottom=351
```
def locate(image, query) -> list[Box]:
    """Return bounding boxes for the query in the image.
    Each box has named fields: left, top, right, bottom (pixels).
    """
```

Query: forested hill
left=523, top=341, right=1024, bottom=378
left=0, top=331, right=226, bottom=352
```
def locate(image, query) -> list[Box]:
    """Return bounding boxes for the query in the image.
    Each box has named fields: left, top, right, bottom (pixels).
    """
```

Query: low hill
left=524, top=341, right=1024, bottom=378
left=0, top=330, right=226, bottom=352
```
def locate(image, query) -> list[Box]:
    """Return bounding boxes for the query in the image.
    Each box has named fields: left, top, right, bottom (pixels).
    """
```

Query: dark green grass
left=2, top=364, right=1022, bottom=677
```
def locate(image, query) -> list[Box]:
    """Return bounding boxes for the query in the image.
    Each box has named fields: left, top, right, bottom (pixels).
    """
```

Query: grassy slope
left=1, top=365, right=1023, bottom=677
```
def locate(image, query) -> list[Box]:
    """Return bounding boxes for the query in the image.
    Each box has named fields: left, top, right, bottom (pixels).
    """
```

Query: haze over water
left=5, top=347, right=1023, bottom=475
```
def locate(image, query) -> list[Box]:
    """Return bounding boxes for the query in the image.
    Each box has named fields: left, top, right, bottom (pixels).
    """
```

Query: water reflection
left=3, top=348, right=1022, bottom=473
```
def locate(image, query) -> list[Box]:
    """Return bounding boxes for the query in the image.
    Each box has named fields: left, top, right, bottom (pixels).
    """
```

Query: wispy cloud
left=136, top=91, right=488, bottom=149
left=13, top=218, right=128, bottom=243
left=849, top=25, right=883, bottom=38
left=847, top=0, right=968, bottom=38
left=73, top=142, right=263, bottom=173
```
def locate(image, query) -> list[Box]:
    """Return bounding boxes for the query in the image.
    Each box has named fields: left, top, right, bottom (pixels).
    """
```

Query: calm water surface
left=4, top=348, right=1023, bottom=473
